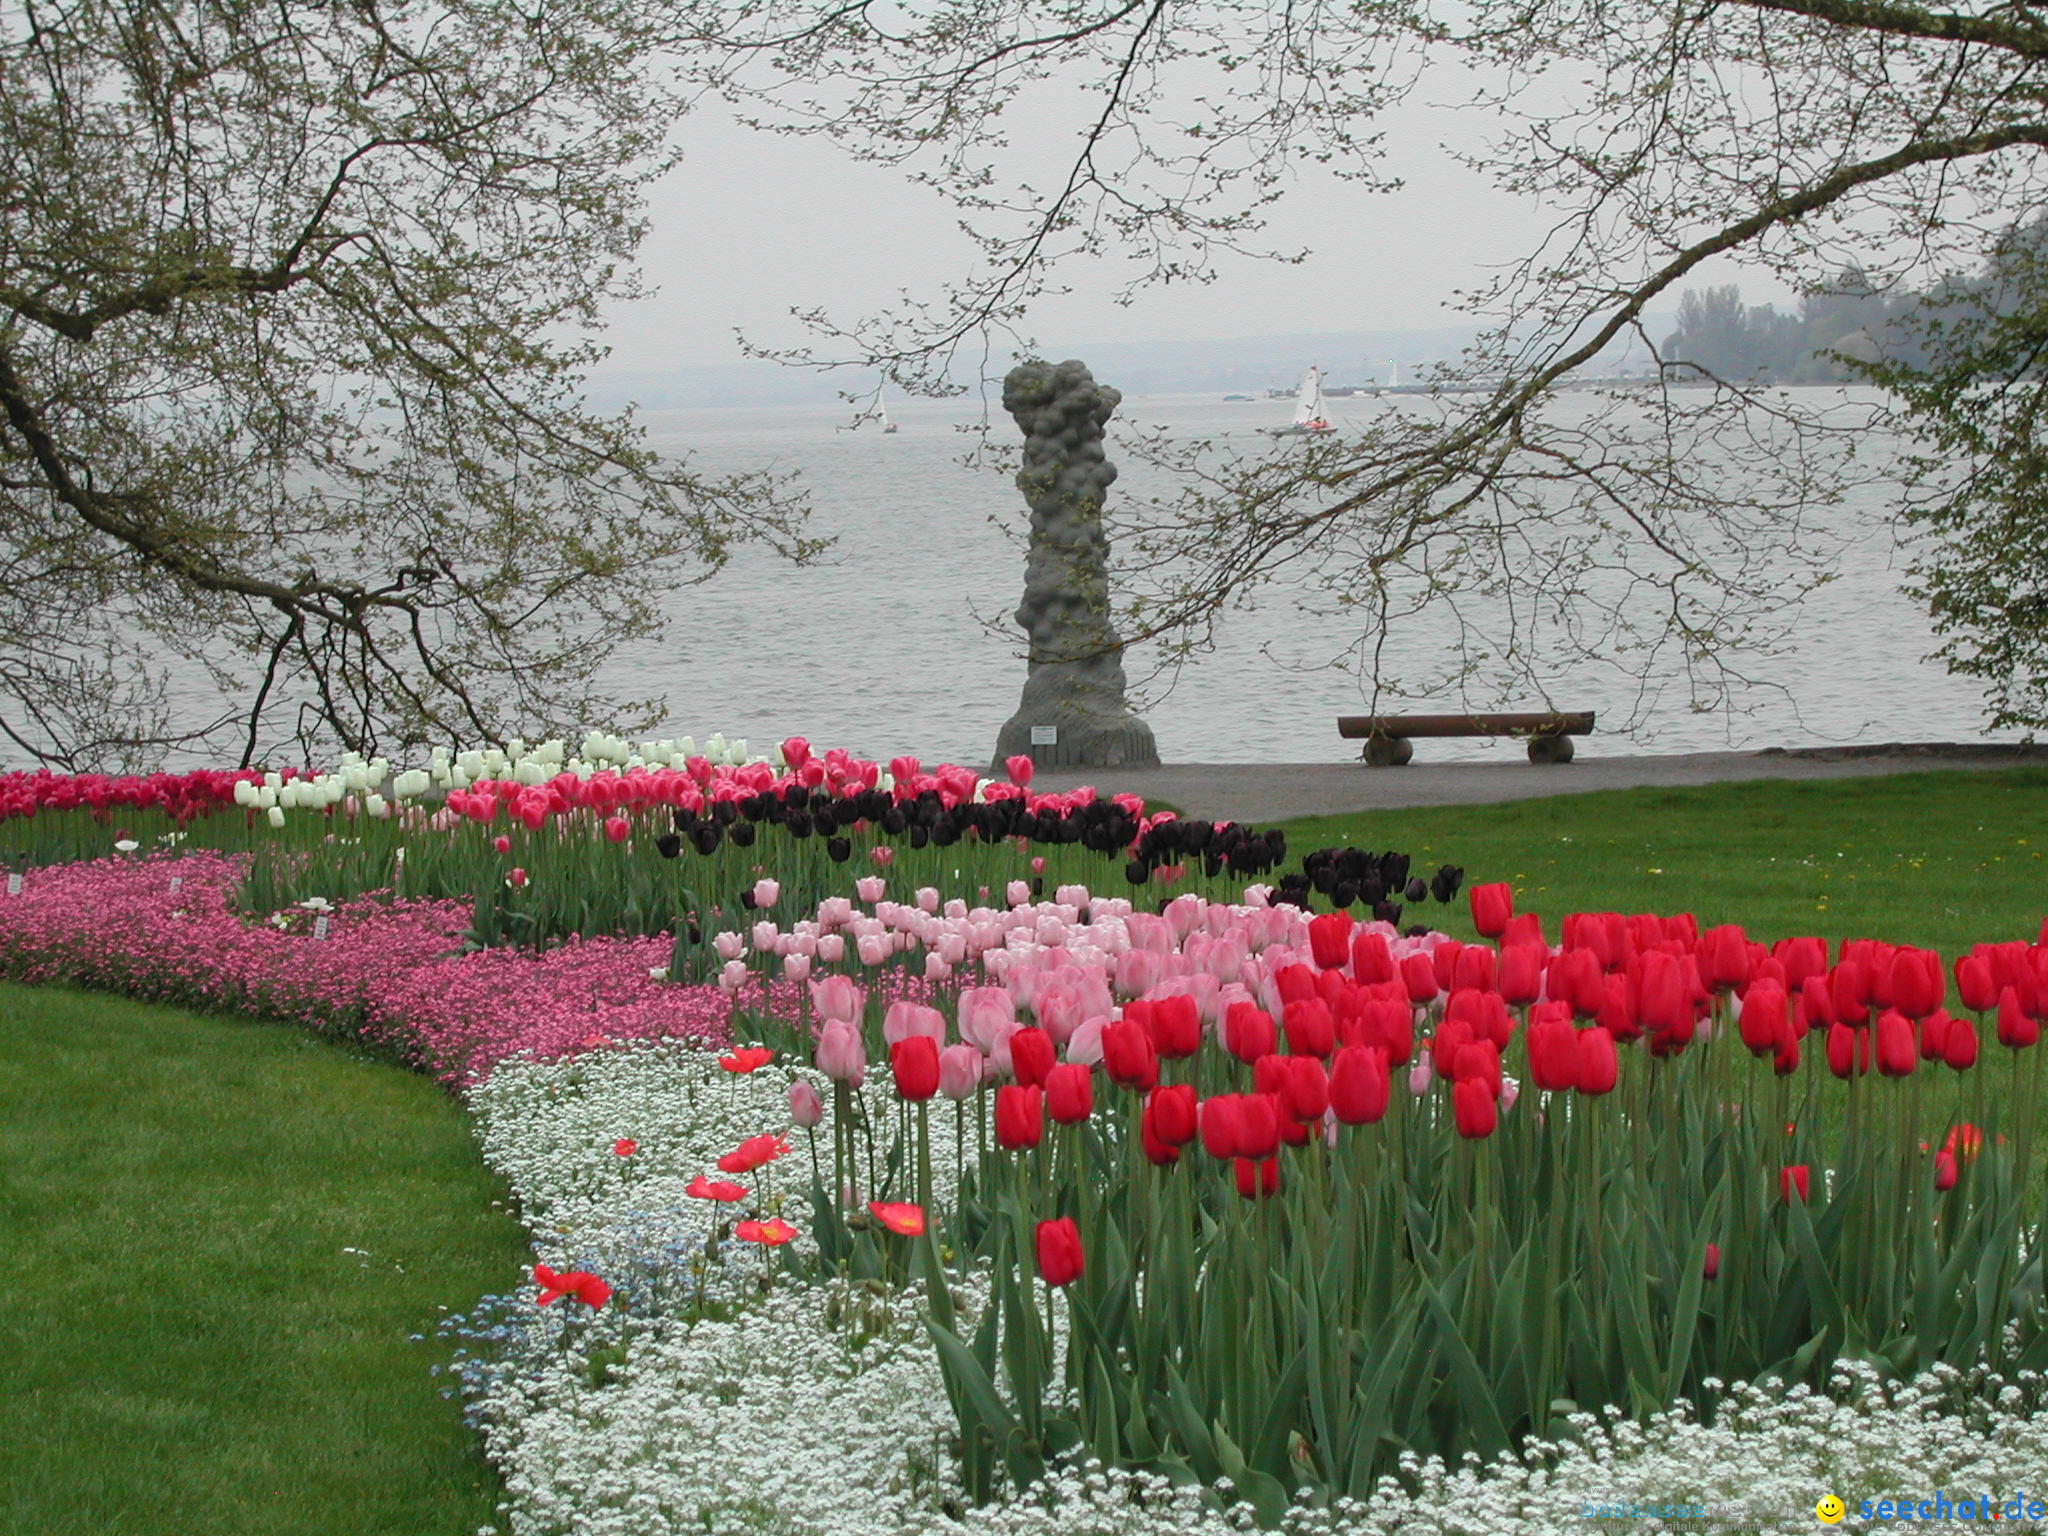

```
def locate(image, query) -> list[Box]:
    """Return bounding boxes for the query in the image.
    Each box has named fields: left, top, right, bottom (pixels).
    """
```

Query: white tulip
left=266, top=805, right=286, bottom=828
left=233, top=780, right=258, bottom=808
left=392, top=769, right=430, bottom=800
left=365, top=794, right=388, bottom=818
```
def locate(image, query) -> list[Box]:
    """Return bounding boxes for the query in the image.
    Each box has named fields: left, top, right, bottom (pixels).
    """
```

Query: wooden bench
left=1338, top=711, right=1595, bottom=766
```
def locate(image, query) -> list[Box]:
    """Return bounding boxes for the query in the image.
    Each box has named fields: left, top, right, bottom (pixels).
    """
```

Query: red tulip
left=1145, top=1083, right=1198, bottom=1145
left=1998, top=987, right=2040, bottom=1049
left=1698, top=924, right=1751, bottom=990
left=1934, top=1151, right=1958, bottom=1192
left=1919, top=1008, right=1953, bottom=1063
left=1282, top=997, right=1336, bottom=1057
left=1780, top=1164, right=1810, bottom=1203
left=603, top=815, right=630, bottom=843
left=891, top=1036, right=941, bottom=1101
left=1283, top=1054, right=1330, bottom=1121
left=1956, top=954, right=1998, bottom=1012
left=867, top=1201, right=926, bottom=1236
left=1233, top=1156, right=1281, bottom=1199
left=1223, top=1002, right=1276, bottom=1064
left=1452, top=1075, right=1497, bottom=1138
left=1636, top=950, right=1690, bottom=1036
left=1774, top=936, right=1829, bottom=991
left=1236, top=1093, right=1281, bottom=1159
left=1146, top=995, right=1202, bottom=1059
left=1825, top=1022, right=1870, bottom=1079
left=534, top=1263, right=610, bottom=1308
left=1738, top=981, right=1790, bottom=1058
left=1101, top=1018, right=1159, bottom=1091
left=1453, top=944, right=1497, bottom=995
left=1399, top=951, right=1438, bottom=1004
left=1703, top=1243, right=1720, bottom=1280
left=1008, top=1026, right=1056, bottom=1087
left=1140, top=1114, right=1180, bottom=1165
left=995, top=1084, right=1043, bottom=1149
left=1350, top=931, right=1395, bottom=984
left=1274, top=963, right=1319, bottom=1003
left=1874, top=1009, right=1917, bottom=1077
left=1035, top=1216, right=1084, bottom=1287
left=1944, top=1014, right=1979, bottom=1071
left=1307, top=910, right=1354, bottom=969
left=1328, top=1045, right=1390, bottom=1124
left=1498, top=943, right=1544, bottom=1005
left=1045, top=1062, right=1094, bottom=1124
left=1468, top=881, right=1512, bottom=939
left=1830, top=960, right=1872, bottom=1026
left=1774, top=1034, right=1800, bottom=1077
left=1199, top=1094, right=1243, bottom=1159
left=1574, top=1026, right=1619, bottom=1095
left=1889, top=948, right=1945, bottom=1018
left=1798, top=974, right=1836, bottom=1034
left=1526, top=1003, right=1578, bottom=1091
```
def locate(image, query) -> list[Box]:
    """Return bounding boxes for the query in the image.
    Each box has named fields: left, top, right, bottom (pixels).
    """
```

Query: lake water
left=613, top=387, right=2022, bottom=769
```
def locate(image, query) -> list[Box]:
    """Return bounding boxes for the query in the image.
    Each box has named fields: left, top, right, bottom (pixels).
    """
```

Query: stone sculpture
left=992, top=359, right=1161, bottom=771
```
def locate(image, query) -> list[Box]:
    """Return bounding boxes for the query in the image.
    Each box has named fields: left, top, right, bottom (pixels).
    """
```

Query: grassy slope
left=1274, top=765, right=2048, bottom=956
left=0, top=983, right=528, bottom=1536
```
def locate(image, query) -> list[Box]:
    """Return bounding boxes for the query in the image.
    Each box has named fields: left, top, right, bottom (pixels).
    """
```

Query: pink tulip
left=751, top=878, right=779, bottom=909
left=751, top=920, right=779, bottom=950
left=957, top=986, right=1018, bottom=1051
left=788, top=1080, right=824, bottom=1127
left=884, top=1001, right=947, bottom=1047
left=1004, top=754, right=1034, bottom=787
left=938, top=1043, right=982, bottom=1100
left=916, top=887, right=940, bottom=913
left=1408, top=1054, right=1433, bottom=1096
left=718, top=959, right=748, bottom=992
left=782, top=952, right=811, bottom=982
left=506, top=867, right=528, bottom=888
left=809, top=973, right=863, bottom=1023
left=780, top=736, right=811, bottom=769
left=492, top=835, right=511, bottom=854
left=604, top=816, right=630, bottom=843
left=855, top=876, right=885, bottom=903
left=815, top=934, right=845, bottom=964
left=712, top=932, right=745, bottom=961
left=857, top=933, right=891, bottom=966
left=1007, top=880, right=1031, bottom=907
left=924, top=953, right=953, bottom=980
left=815, top=1019, right=866, bottom=1083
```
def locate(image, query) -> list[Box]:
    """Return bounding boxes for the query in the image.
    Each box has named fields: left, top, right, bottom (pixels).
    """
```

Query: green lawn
left=0, top=983, right=528, bottom=1536
left=1276, top=764, right=2048, bottom=956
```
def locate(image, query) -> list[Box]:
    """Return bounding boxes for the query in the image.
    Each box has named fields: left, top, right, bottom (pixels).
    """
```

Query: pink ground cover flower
left=0, top=854, right=740, bottom=1083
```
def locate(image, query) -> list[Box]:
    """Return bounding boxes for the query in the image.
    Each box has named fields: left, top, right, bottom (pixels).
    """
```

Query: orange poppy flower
left=867, top=1201, right=925, bottom=1237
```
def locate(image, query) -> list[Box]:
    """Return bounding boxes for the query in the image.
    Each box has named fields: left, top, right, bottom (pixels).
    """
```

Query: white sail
left=1286, top=366, right=1331, bottom=432
left=858, top=396, right=899, bottom=433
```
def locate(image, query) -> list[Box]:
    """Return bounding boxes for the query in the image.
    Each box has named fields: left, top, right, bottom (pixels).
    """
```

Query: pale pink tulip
left=713, top=932, right=745, bottom=961
left=783, top=952, right=812, bottom=982
left=718, top=959, right=749, bottom=993
left=809, top=973, right=863, bottom=1024
left=868, top=845, right=895, bottom=869
left=751, top=878, right=779, bottom=909
left=884, top=1001, right=947, bottom=1046
left=815, top=934, right=845, bottom=964
left=916, top=887, right=940, bottom=914
left=1408, top=1055, right=1434, bottom=1096
left=815, top=1018, right=866, bottom=1083
left=788, top=1080, right=824, bottom=1128
left=751, top=920, right=779, bottom=951
left=1064, top=1016, right=1107, bottom=1067
left=956, top=986, right=1017, bottom=1051
left=924, top=954, right=952, bottom=981
left=1056, top=884, right=1090, bottom=907
left=1006, top=880, right=1031, bottom=907
left=855, top=876, right=885, bottom=903
left=937, top=1044, right=982, bottom=1100
left=856, top=933, right=891, bottom=967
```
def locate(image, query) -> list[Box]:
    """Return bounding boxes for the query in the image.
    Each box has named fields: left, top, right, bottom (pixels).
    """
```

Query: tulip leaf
left=926, top=1320, right=1037, bottom=1494
left=1418, top=1274, right=1512, bottom=1460
left=1161, top=1365, right=1221, bottom=1486
left=1209, top=1419, right=1290, bottom=1530
left=1784, top=1186, right=1845, bottom=1356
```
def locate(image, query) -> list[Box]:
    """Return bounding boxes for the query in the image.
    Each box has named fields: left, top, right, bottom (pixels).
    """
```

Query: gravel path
left=1034, top=742, right=2041, bottom=824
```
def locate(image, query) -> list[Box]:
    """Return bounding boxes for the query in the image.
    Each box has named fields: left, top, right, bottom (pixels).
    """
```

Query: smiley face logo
left=1816, top=1496, right=1846, bottom=1525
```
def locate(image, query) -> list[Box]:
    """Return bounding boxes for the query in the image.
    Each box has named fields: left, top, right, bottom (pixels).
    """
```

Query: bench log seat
left=1337, top=711, right=1595, bottom=766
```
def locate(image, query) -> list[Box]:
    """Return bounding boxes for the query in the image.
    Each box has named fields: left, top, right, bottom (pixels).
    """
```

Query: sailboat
left=1270, top=366, right=1334, bottom=436
left=857, top=395, right=900, bottom=434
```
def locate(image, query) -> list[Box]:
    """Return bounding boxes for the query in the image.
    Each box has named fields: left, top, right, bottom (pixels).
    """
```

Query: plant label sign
left=313, top=914, right=330, bottom=941
left=4, top=873, right=18, bottom=896
left=1030, top=725, right=1058, bottom=745
left=168, top=875, right=183, bottom=893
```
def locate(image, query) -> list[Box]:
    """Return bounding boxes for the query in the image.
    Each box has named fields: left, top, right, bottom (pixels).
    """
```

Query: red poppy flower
left=611, top=1137, right=638, bottom=1157
left=534, top=1263, right=610, bottom=1308
left=686, top=1174, right=749, bottom=1202
left=867, top=1201, right=925, bottom=1236
left=719, top=1047, right=775, bottom=1074
left=717, top=1133, right=793, bottom=1174
left=735, top=1218, right=797, bottom=1246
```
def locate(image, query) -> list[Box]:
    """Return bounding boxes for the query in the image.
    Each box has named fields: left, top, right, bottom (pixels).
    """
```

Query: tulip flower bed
left=9, top=750, right=2048, bottom=1534
left=1, top=738, right=1477, bottom=979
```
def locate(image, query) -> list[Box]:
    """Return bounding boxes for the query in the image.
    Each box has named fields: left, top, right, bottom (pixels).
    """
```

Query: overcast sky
left=593, top=92, right=1667, bottom=375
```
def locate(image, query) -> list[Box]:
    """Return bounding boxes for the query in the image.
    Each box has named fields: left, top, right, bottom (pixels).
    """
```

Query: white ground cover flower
left=461, top=1047, right=2048, bottom=1536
